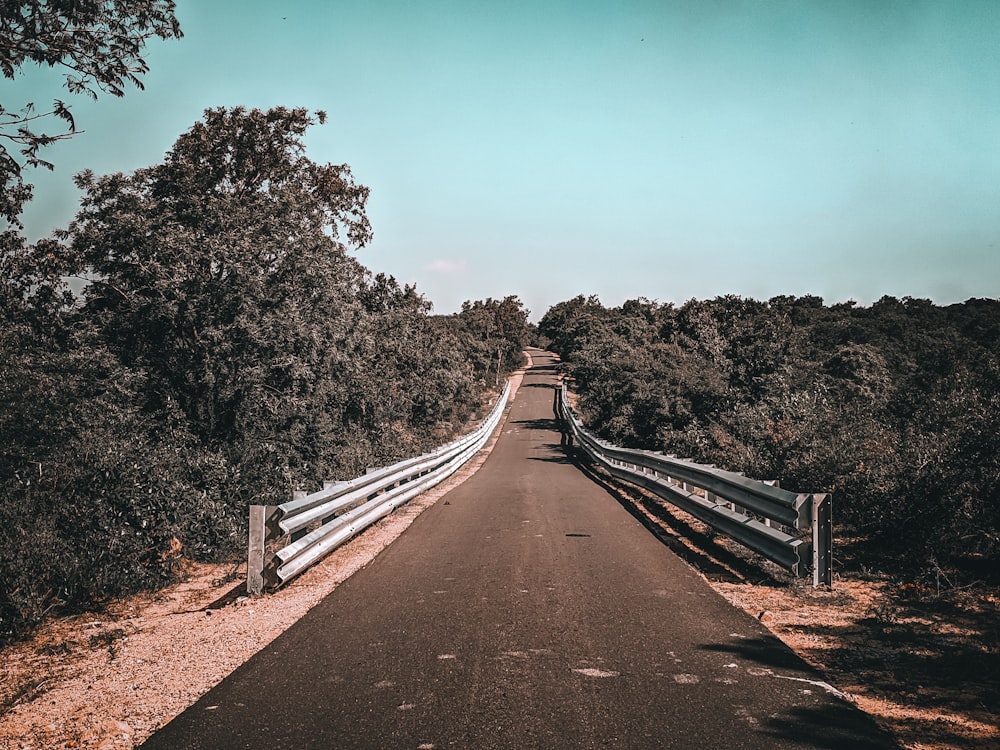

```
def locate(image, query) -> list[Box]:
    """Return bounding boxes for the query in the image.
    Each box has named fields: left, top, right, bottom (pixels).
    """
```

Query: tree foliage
left=0, top=0, right=182, bottom=223
left=541, top=294, right=1000, bottom=575
left=0, top=107, right=524, bottom=643
left=63, top=107, right=372, bottom=449
left=455, top=295, right=530, bottom=384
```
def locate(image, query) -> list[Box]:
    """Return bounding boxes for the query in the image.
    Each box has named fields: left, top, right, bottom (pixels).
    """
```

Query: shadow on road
left=763, top=704, right=903, bottom=750
left=510, top=417, right=560, bottom=431
left=525, top=443, right=574, bottom=464
left=563, top=447, right=782, bottom=586
left=700, top=635, right=813, bottom=672
left=695, top=637, right=902, bottom=748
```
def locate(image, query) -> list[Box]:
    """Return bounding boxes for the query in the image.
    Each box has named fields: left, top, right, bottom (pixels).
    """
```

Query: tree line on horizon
left=539, top=293, right=1000, bottom=578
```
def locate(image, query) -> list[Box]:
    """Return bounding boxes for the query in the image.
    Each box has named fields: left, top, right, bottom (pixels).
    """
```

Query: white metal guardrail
left=556, top=384, right=833, bottom=586
left=248, top=381, right=511, bottom=594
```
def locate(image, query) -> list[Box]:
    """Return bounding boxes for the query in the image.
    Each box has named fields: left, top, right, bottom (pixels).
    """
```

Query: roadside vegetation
left=0, top=0, right=535, bottom=647
left=539, top=294, right=1000, bottom=581
left=0, top=105, right=530, bottom=645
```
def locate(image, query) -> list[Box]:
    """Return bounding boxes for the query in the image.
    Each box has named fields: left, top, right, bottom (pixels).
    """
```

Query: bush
left=542, top=294, right=1000, bottom=574
left=0, top=338, right=232, bottom=643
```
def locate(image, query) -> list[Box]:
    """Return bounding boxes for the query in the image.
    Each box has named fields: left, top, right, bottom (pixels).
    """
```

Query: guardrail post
left=289, top=490, right=309, bottom=541
left=763, top=480, right=780, bottom=527
left=248, top=504, right=280, bottom=595
left=558, top=387, right=573, bottom=447
left=812, top=493, right=833, bottom=587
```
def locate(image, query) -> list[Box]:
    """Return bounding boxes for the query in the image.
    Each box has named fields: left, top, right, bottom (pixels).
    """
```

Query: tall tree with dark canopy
left=0, top=104, right=528, bottom=643
left=65, top=107, right=371, bottom=457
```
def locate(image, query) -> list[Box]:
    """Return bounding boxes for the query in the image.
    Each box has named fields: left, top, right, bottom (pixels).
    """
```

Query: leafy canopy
left=0, top=104, right=530, bottom=643
left=62, top=106, right=372, bottom=447
left=542, top=294, right=1000, bottom=573
left=0, top=0, right=182, bottom=224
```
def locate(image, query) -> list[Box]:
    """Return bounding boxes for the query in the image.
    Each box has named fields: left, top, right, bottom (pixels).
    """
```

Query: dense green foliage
left=0, top=107, right=528, bottom=644
left=540, top=294, right=1000, bottom=574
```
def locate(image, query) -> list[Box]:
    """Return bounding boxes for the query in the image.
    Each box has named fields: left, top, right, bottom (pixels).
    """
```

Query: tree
left=541, top=292, right=1000, bottom=575
left=2, top=104, right=543, bottom=640
left=537, top=293, right=604, bottom=357
left=458, top=296, right=530, bottom=385
left=0, top=0, right=182, bottom=224
left=55, top=107, right=372, bottom=490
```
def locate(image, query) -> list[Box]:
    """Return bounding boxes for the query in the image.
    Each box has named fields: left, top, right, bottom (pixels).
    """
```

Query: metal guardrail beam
left=569, top=421, right=811, bottom=528
left=247, top=381, right=511, bottom=594
left=594, top=451, right=812, bottom=575
left=557, top=384, right=832, bottom=586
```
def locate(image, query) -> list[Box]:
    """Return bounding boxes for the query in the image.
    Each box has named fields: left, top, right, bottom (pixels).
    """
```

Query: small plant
left=88, top=627, right=127, bottom=659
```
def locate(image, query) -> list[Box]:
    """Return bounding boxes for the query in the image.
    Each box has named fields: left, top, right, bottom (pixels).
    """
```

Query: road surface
left=141, top=349, right=897, bottom=749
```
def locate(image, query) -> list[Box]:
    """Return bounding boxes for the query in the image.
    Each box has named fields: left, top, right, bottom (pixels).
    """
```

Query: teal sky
left=11, top=0, right=1000, bottom=318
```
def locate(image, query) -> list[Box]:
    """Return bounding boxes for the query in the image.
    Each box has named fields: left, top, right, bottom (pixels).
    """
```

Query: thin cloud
left=424, top=259, right=467, bottom=274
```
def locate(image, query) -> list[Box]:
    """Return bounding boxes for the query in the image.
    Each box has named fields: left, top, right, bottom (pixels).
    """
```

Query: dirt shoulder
left=709, top=576, right=999, bottom=750
left=0, top=492, right=483, bottom=750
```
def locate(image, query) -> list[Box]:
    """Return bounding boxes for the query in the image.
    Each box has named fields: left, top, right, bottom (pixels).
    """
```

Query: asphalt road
left=142, top=349, right=897, bottom=749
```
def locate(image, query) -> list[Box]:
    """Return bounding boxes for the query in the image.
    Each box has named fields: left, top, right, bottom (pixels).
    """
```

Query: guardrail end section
left=793, top=493, right=814, bottom=530
left=792, top=539, right=813, bottom=579
left=248, top=504, right=281, bottom=595
left=811, top=493, right=833, bottom=587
